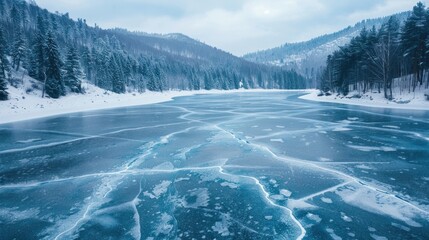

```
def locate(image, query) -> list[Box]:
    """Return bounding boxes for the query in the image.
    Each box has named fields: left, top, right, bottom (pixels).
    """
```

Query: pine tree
left=11, top=30, right=26, bottom=70
left=10, top=4, right=21, bottom=29
left=110, top=56, right=125, bottom=93
left=30, top=23, right=47, bottom=81
left=0, top=28, right=8, bottom=100
left=44, top=31, right=64, bottom=98
left=64, top=46, right=83, bottom=93
left=153, top=64, right=164, bottom=92
left=81, top=46, right=93, bottom=80
left=0, top=1, right=5, bottom=19
left=146, top=64, right=158, bottom=92
left=378, top=16, right=401, bottom=99
left=204, top=71, right=213, bottom=90
left=401, top=2, right=428, bottom=90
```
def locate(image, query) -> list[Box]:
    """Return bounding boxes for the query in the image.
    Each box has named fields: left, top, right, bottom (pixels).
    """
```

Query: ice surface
left=1, top=92, right=428, bottom=239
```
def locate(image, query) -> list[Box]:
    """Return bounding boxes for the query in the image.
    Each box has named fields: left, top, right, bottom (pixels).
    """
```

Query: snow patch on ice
left=92, top=215, right=119, bottom=229
left=280, top=189, right=292, bottom=198
left=319, top=157, right=332, bottom=162
left=326, top=228, right=342, bottom=240
left=220, top=182, right=239, bottom=189
left=341, top=212, right=352, bottom=222
left=370, top=234, right=388, bottom=240
left=348, top=145, right=396, bottom=152
left=287, top=199, right=317, bottom=210
left=347, top=117, right=359, bottom=121
left=175, top=177, right=190, bottom=183
left=333, top=127, right=352, bottom=132
left=154, top=213, right=174, bottom=236
left=0, top=207, right=40, bottom=223
left=270, top=138, right=284, bottom=143
left=212, top=214, right=231, bottom=237
left=336, top=185, right=424, bottom=227
left=306, top=213, right=322, bottom=223
left=321, top=197, right=333, bottom=204
left=144, top=181, right=172, bottom=199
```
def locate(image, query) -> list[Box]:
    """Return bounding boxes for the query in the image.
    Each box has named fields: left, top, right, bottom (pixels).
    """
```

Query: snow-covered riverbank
left=3, top=80, right=427, bottom=125
left=0, top=82, right=301, bottom=124
left=300, top=90, right=429, bottom=111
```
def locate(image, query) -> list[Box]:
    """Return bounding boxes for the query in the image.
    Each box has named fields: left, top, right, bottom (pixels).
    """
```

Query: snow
left=144, top=181, right=172, bottom=199
left=348, top=145, right=397, bottom=152
left=321, top=197, right=333, bottom=204
left=220, top=182, right=239, bottom=189
left=211, top=214, right=231, bottom=237
left=280, top=189, right=292, bottom=197
left=0, top=80, right=304, bottom=124
left=336, top=185, right=425, bottom=228
left=300, top=89, right=428, bottom=111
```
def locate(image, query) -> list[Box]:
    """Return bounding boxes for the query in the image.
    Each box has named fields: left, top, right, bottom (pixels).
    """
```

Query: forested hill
left=320, top=2, right=429, bottom=100
left=0, top=0, right=306, bottom=100
left=243, top=12, right=410, bottom=87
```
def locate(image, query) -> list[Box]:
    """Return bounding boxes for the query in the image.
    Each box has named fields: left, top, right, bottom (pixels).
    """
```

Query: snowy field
left=0, top=92, right=428, bottom=239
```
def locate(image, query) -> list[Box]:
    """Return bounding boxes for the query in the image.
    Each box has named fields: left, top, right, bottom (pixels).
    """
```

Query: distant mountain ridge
left=243, top=12, right=410, bottom=86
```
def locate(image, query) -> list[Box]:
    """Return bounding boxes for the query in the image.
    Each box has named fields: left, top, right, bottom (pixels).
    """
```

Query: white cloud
left=35, top=0, right=427, bottom=56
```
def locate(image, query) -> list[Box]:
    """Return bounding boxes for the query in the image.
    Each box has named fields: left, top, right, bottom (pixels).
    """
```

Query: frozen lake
left=0, top=92, right=428, bottom=239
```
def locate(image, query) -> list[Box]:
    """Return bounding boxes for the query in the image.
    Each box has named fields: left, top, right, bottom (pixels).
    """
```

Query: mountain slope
left=243, top=12, right=410, bottom=86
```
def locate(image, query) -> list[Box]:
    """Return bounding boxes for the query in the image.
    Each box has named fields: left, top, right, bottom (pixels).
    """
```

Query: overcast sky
left=36, top=0, right=426, bottom=56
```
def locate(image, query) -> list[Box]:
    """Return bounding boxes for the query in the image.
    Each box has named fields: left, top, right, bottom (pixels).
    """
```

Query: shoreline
left=0, top=88, right=307, bottom=125
left=2, top=88, right=427, bottom=125
left=299, top=90, right=429, bottom=111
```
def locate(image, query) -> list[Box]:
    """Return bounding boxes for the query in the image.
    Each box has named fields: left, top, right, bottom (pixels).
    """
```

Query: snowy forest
left=0, top=0, right=306, bottom=100
left=320, top=2, right=429, bottom=100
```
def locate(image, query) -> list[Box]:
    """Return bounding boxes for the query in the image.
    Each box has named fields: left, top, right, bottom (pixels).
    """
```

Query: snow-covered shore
left=0, top=82, right=301, bottom=124
left=3, top=81, right=427, bottom=125
left=300, top=89, right=429, bottom=111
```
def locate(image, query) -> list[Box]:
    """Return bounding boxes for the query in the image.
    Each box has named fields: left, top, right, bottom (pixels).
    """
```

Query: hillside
left=0, top=0, right=306, bottom=102
left=243, top=12, right=410, bottom=87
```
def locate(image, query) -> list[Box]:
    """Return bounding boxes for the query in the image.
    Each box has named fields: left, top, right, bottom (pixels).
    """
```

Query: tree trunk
left=42, top=71, right=47, bottom=98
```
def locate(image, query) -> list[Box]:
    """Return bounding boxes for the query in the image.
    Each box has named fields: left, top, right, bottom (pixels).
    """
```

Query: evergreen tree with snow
left=401, top=2, right=428, bottom=90
left=64, top=46, right=83, bottom=93
left=153, top=64, right=165, bottom=92
left=11, top=30, right=26, bottom=70
left=81, top=46, right=93, bottom=80
left=44, top=31, right=64, bottom=98
left=10, top=4, right=21, bottom=29
left=110, top=56, right=125, bottom=93
left=0, top=28, right=8, bottom=100
left=146, top=65, right=158, bottom=92
left=0, top=71, right=7, bottom=101
left=28, top=34, right=44, bottom=80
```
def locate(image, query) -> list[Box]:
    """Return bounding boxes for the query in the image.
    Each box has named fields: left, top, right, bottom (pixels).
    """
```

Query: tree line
left=320, top=2, right=429, bottom=99
left=0, top=0, right=305, bottom=100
